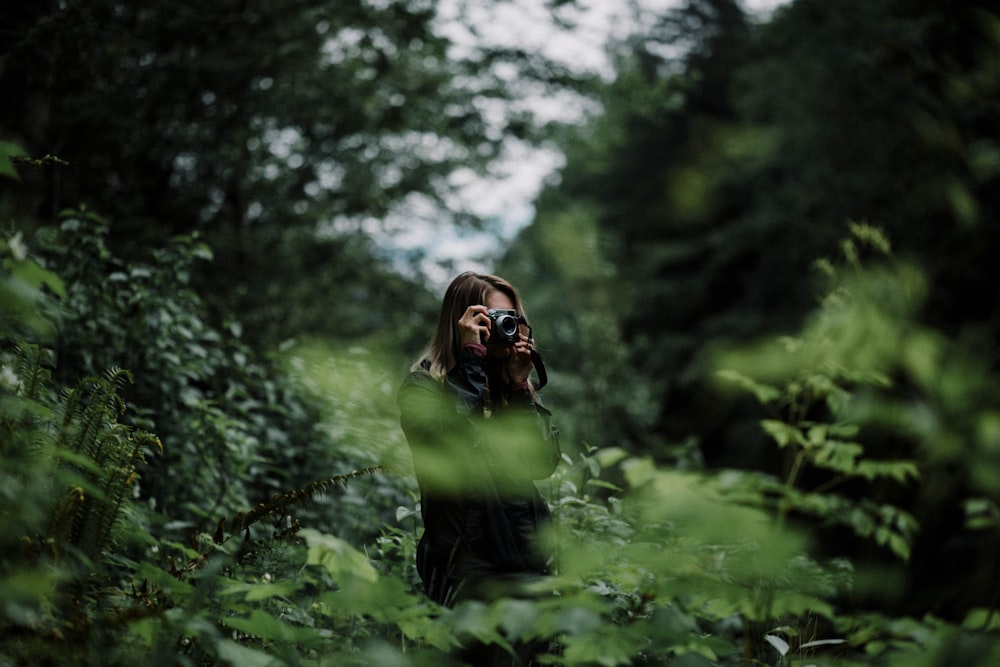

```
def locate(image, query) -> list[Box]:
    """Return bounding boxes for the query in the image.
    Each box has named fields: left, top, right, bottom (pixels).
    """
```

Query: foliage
left=0, top=0, right=588, bottom=350
left=1, top=0, right=491, bottom=227
left=532, top=0, right=1000, bottom=462
left=279, top=337, right=420, bottom=539
left=0, top=228, right=414, bottom=662
left=32, top=208, right=341, bottom=536
left=715, top=225, right=920, bottom=561
left=1, top=231, right=156, bottom=663
left=5, top=0, right=1000, bottom=665
left=520, top=0, right=1000, bottom=622
left=4, top=200, right=1000, bottom=666
left=499, top=203, right=665, bottom=456
left=714, top=222, right=1000, bottom=620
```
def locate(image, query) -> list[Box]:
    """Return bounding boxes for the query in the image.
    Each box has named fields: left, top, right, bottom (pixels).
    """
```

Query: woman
left=397, top=271, right=561, bottom=608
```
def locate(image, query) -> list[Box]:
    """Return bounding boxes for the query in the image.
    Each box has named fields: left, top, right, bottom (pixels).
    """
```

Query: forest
left=2, top=0, right=1000, bottom=664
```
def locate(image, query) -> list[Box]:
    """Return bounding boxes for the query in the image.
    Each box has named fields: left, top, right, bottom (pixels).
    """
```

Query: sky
left=378, top=0, right=792, bottom=286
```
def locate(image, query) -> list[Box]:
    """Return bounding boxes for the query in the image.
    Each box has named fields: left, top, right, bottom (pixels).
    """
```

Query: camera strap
left=520, top=318, right=548, bottom=391
left=530, top=348, right=548, bottom=390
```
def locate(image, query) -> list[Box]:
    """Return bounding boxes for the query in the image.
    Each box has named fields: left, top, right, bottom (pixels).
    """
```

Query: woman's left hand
left=508, top=333, right=534, bottom=384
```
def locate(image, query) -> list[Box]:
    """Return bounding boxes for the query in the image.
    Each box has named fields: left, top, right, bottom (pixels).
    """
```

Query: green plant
left=1, top=346, right=159, bottom=664
left=38, top=209, right=369, bottom=538
left=119, top=466, right=427, bottom=667
left=705, top=222, right=1000, bottom=664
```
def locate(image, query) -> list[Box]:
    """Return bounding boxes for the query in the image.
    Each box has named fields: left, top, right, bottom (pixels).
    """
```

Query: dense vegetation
left=3, top=0, right=1000, bottom=665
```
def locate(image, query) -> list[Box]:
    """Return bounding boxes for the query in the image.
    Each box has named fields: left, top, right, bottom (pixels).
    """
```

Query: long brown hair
left=416, top=271, right=530, bottom=379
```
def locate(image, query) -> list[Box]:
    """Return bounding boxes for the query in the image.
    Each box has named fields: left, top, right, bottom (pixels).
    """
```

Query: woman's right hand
left=457, top=305, right=490, bottom=345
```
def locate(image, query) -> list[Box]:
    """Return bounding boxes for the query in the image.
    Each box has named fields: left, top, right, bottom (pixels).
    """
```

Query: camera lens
left=497, top=315, right=518, bottom=338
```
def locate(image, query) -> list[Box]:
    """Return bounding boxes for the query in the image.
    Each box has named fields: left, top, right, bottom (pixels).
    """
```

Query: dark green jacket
left=397, top=345, right=560, bottom=606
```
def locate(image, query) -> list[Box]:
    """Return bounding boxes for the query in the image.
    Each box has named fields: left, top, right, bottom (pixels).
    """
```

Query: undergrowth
left=3, top=172, right=1000, bottom=664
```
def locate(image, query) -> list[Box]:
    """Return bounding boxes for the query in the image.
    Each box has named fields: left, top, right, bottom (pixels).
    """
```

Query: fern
left=12, top=344, right=54, bottom=401
left=221, top=464, right=404, bottom=538
left=151, top=465, right=406, bottom=582
left=94, top=431, right=158, bottom=557
left=44, top=367, right=153, bottom=563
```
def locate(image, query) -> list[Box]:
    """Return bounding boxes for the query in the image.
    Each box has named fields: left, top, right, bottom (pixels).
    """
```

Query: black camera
left=484, top=308, right=548, bottom=389
left=485, top=308, right=524, bottom=344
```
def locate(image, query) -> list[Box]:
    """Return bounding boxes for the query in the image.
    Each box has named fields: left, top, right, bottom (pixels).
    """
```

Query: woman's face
left=485, top=289, right=515, bottom=312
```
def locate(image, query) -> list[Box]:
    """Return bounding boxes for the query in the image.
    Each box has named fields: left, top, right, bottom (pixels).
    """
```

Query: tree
left=0, top=0, right=589, bottom=348
left=510, top=0, right=1000, bottom=622
left=522, top=0, right=1000, bottom=461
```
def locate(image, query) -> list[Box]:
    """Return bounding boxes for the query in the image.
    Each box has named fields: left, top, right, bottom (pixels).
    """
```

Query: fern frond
left=50, top=486, right=86, bottom=543
left=13, top=344, right=53, bottom=401
left=90, top=431, right=148, bottom=558
left=46, top=370, right=152, bottom=562
left=102, top=367, right=132, bottom=413
left=68, top=379, right=109, bottom=458
left=225, top=464, right=405, bottom=535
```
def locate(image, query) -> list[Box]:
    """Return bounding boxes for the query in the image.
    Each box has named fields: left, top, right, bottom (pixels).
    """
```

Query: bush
left=36, top=208, right=389, bottom=539
left=4, top=151, right=999, bottom=664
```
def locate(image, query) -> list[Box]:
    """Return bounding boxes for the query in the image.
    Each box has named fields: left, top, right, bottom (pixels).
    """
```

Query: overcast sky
left=380, top=0, right=792, bottom=285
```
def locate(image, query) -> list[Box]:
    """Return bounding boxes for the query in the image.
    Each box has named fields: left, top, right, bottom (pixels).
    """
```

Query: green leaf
left=396, top=611, right=460, bottom=652
left=221, top=609, right=322, bottom=646
left=764, top=634, right=790, bottom=656
left=561, top=624, right=638, bottom=666
left=963, top=607, right=1000, bottom=632
left=854, top=459, right=920, bottom=483
left=887, top=533, right=911, bottom=561
left=621, top=457, right=658, bottom=488
left=192, top=242, right=214, bottom=261
left=552, top=605, right=604, bottom=636
left=595, top=446, right=630, bottom=469
left=807, top=424, right=828, bottom=446
left=586, top=478, right=625, bottom=493
left=5, top=256, right=67, bottom=299
left=812, top=439, right=863, bottom=473
left=800, top=638, right=847, bottom=649
left=135, top=561, right=195, bottom=601
left=213, top=637, right=285, bottom=667
left=221, top=578, right=301, bottom=602
left=762, top=420, right=805, bottom=448
left=451, top=600, right=515, bottom=654
left=492, top=598, right=542, bottom=642
left=395, top=505, right=418, bottom=522
left=301, top=528, right=378, bottom=583
left=716, top=369, right=781, bottom=404
left=316, top=574, right=418, bottom=622
left=0, top=141, right=26, bottom=181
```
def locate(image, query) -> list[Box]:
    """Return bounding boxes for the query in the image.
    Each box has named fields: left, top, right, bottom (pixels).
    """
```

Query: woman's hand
left=457, top=305, right=490, bottom=345
left=458, top=306, right=533, bottom=384
left=508, top=332, right=534, bottom=384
